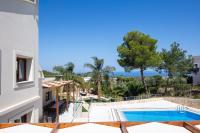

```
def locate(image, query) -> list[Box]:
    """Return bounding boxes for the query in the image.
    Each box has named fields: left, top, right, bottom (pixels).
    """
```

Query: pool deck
left=1, top=99, right=200, bottom=133
left=61, top=98, right=200, bottom=122
left=89, top=99, right=195, bottom=122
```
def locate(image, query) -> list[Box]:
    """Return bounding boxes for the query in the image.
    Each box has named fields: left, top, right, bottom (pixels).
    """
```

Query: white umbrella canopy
left=0, top=124, right=52, bottom=133
left=0, top=122, right=200, bottom=133
left=58, top=123, right=121, bottom=133
left=127, top=122, right=191, bottom=133
left=196, top=124, right=200, bottom=129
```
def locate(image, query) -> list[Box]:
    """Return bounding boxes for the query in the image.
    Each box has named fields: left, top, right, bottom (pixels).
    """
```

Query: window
left=16, top=58, right=27, bottom=82
left=14, top=51, right=34, bottom=88
left=15, top=55, right=34, bottom=84
left=45, top=91, right=52, bottom=101
left=9, top=109, right=33, bottom=123
left=14, top=119, right=21, bottom=123
left=21, top=114, right=27, bottom=123
left=13, top=114, right=27, bottom=123
left=194, top=64, right=198, bottom=68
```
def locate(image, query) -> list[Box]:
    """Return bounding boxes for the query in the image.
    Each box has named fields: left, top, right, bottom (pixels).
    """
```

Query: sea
left=112, top=70, right=167, bottom=77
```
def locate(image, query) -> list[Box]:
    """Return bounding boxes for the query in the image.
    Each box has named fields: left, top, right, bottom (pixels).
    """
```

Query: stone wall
left=164, top=97, right=200, bottom=109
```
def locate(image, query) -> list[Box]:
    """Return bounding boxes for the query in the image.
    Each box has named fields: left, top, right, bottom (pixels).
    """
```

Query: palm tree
left=84, top=57, right=116, bottom=99
left=53, top=66, right=65, bottom=80
left=53, top=62, right=75, bottom=80
left=53, top=62, right=84, bottom=102
left=65, top=62, right=75, bottom=80
left=103, top=66, right=116, bottom=91
left=53, top=66, right=65, bottom=75
left=65, top=62, right=75, bottom=73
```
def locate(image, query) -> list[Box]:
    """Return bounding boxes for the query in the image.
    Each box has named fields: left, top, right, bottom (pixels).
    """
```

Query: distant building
left=192, top=56, right=200, bottom=85
left=0, top=0, right=42, bottom=123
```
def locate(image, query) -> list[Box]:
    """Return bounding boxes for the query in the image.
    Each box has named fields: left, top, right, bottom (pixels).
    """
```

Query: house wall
left=192, top=56, right=200, bottom=85
left=0, top=0, right=41, bottom=122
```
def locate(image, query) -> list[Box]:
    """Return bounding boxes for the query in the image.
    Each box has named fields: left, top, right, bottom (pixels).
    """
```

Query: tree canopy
left=84, top=57, right=116, bottom=98
left=65, top=62, right=75, bottom=74
left=159, top=42, right=193, bottom=78
left=117, top=31, right=161, bottom=93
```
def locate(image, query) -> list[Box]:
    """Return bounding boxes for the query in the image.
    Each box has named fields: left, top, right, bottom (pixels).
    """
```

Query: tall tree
left=84, top=57, right=115, bottom=99
left=103, top=66, right=116, bottom=91
left=53, top=62, right=75, bottom=80
left=53, top=66, right=65, bottom=76
left=65, top=62, right=75, bottom=80
left=84, top=57, right=104, bottom=99
left=117, top=31, right=161, bottom=93
left=53, top=63, right=86, bottom=95
left=159, top=42, right=193, bottom=92
left=65, top=62, right=75, bottom=73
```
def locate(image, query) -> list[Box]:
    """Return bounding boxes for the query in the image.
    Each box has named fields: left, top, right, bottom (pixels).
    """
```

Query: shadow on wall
left=0, top=0, right=37, bottom=16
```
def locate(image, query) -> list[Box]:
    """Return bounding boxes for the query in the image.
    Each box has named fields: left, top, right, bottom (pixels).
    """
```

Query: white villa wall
left=192, top=56, right=200, bottom=85
left=0, top=0, right=41, bottom=122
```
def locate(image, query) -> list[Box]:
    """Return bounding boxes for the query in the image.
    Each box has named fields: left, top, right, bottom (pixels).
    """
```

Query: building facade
left=192, top=56, right=200, bottom=86
left=0, top=0, right=42, bottom=123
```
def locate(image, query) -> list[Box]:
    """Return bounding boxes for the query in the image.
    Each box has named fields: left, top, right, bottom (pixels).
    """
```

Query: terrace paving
left=89, top=100, right=179, bottom=122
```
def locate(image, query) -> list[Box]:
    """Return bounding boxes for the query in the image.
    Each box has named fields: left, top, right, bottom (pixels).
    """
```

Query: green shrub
left=193, top=95, right=200, bottom=99
left=112, top=85, right=127, bottom=97
left=173, top=84, right=191, bottom=96
left=149, top=87, right=158, bottom=94
left=126, top=81, right=145, bottom=96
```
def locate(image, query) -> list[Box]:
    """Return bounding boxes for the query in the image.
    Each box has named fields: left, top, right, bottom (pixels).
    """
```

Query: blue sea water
left=123, top=110, right=200, bottom=122
left=112, top=70, right=167, bottom=77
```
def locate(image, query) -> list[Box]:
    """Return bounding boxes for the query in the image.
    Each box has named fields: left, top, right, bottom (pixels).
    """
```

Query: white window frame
left=13, top=50, right=35, bottom=89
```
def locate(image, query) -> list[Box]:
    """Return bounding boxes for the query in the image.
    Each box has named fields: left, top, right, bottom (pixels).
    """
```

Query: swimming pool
left=122, top=110, right=200, bottom=122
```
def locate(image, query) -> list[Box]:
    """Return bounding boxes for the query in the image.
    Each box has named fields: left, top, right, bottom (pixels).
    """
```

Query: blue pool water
left=123, top=110, right=200, bottom=122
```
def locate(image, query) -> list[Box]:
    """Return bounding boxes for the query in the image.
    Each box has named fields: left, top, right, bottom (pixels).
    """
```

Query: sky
left=39, top=0, right=200, bottom=73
